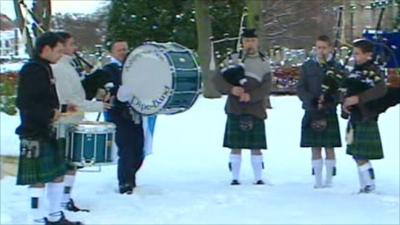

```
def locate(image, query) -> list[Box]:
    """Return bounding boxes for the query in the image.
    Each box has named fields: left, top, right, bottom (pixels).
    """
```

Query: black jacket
left=15, top=58, right=59, bottom=139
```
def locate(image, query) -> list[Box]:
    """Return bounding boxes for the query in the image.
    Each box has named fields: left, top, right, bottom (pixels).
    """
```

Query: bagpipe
left=212, top=8, right=266, bottom=91
left=360, top=28, right=400, bottom=115
left=308, top=7, right=346, bottom=132
left=220, top=64, right=247, bottom=87
left=318, top=5, right=399, bottom=124
left=210, top=7, right=247, bottom=85
left=81, top=68, right=113, bottom=100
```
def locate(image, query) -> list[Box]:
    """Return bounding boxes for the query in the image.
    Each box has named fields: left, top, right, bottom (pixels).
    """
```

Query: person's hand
left=67, top=104, right=78, bottom=112
left=84, top=65, right=92, bottom=74
left=95, top=88, right=107, bottom=101
left=343, top=96, right=359, bottom=108
left=239, top=93, right=251, bottom=103
left=103, top=102, right=112, bottom=110
left=52, top=110, right=62, bottom=122
left=103, top=93, right=111, bottom=102
left=231, top=86, right=244, bottom=96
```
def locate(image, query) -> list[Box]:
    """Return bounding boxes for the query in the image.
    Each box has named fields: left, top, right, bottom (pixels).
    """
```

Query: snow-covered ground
left=1, top=96, right=399, bottom=224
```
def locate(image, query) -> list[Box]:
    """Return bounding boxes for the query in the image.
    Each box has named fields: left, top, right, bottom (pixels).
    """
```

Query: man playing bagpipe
left=51, top=31, right=111, bottom=212
left=214, top=28, right=272, bottom=185
left=297, top=35, right=342, bottom=189
left=342, top=39, right=388, bottom=193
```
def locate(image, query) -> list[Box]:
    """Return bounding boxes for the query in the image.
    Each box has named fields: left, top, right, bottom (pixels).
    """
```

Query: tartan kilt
left=223, top=114, right=267, bottom=150
left=346, top=121, right=383, bottom=160
left=16, top=138, right=67, bottom=185
left=300, top=112, right=342, bottom=148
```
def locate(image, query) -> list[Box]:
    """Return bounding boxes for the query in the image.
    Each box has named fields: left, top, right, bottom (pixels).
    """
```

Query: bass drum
left=121, top=42, right=202, bottom=115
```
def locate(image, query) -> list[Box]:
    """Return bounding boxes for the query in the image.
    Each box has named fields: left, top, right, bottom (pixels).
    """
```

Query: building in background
left=0, top=13, right=26, bottom=59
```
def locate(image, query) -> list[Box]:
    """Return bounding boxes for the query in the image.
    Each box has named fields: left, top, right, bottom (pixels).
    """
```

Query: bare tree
left=259, top=0, right=338, bottom=49
left=195, top=0, right=220, bottom=98
left=32, top=0, right=51, bottom=31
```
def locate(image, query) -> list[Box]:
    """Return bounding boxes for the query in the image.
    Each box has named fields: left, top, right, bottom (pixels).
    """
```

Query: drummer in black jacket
left=15, top=32, right=82, bottom=225
left=103, top=40, right=145, bottom=195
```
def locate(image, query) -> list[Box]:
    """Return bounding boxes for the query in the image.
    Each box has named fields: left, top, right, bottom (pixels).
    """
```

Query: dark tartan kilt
left=16, top=138, right=67, bottom=185
left=223, top=114, right=267, bottom=150
left=346, top=120, right=383, bottom=160
left=300, top=112, right=342, bottom=148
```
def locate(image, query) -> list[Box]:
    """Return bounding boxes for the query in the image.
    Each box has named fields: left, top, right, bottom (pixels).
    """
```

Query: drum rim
left=72, top=130, right=115, bottom=134
left=71, top=122, right=116, bottom=133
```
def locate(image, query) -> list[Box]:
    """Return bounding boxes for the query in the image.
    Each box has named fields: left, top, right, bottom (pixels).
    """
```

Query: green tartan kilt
left=300, top=112, right=342, bottom=148
left=346, top=120, right=384, bottom=160
left=16, top=138, right=67, bottom=185
left=223, top=114, right=267, bottom=150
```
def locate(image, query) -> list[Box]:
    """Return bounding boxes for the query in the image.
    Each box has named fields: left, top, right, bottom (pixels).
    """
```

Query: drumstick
left=96, top=112, right=102, bottom=122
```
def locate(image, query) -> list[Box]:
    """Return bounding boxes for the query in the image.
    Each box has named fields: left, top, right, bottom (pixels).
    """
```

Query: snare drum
left=66, top=121, right=115, bottom=167
left=121, top=42, right=202, bottom=115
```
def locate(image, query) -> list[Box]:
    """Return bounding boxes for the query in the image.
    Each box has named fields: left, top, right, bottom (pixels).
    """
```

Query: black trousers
left=110, top=110, right=144, bottom=186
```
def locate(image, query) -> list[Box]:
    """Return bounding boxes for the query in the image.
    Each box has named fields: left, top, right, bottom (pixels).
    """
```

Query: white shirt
left=52, top=54, right=104, bottom=124
left=110, top=56, right=122, bottom=66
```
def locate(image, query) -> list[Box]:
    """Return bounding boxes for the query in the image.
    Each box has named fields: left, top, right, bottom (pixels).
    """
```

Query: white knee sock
left=46, top=182, right=64, bottom=222
left=358, top=163, right=375, bottom=189
left=229, top=154, right=241, bottom=181
left=357, top=169, right=366, bottom=189
left=62, top=175, right=75, bottom=205
left=251, top=155, right=264, bottom=181
left=29, top=187, right=45, bottom=222
left=324, top=159, right=336, bottom=187
left=312, top=159, right=323, bottom=188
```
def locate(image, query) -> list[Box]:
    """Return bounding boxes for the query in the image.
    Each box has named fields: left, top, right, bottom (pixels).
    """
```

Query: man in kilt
left=297, top=35, right=342, bottom=188
left=52, top=31, right=111, bottom=212
left=15, top=32, right=82, bottom=225
left=214, top=28, right=272, bottom=185
left=342, top=39, right=387, bottom=193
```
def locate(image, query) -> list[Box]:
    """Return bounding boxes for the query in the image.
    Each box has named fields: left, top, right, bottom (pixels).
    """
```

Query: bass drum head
left=122, top=43, right=173, bottom=115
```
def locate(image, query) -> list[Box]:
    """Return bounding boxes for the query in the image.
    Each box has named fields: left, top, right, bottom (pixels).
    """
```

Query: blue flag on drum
left=142, top=115, right=157, bottom=156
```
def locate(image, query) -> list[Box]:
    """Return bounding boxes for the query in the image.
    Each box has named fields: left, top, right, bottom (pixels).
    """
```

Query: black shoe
left=230, top=180, right=240, bottom=185
left=126, top=185, right=134, bottom=195
left=65, top=198, right=90, bottom=212
left=254, top=180, right=265, bottom=185
left=119, top=184, right=133, bottom=195
left=44, top=211, right=83, bottom=225
left=359, top=185, right=376, bottom=194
